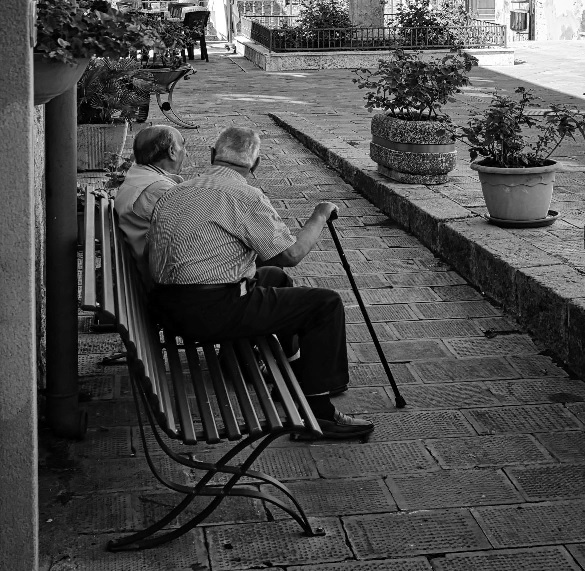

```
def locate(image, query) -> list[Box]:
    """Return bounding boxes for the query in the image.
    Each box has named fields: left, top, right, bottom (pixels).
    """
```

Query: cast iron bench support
left=81, top=188, right=325, bottom=550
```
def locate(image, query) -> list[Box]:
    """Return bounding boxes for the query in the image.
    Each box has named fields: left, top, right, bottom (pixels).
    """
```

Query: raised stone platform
left=235, top=36, right=515, bottom=70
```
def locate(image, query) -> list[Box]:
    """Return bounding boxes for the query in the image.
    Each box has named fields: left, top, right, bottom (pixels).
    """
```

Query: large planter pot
left=34, top=54, right=89, bottom=106
left=77, top=123, right=129, bottom=172
left=471, top=159, right=557, bottom=221
left=370, top=114, right=456, bottom=185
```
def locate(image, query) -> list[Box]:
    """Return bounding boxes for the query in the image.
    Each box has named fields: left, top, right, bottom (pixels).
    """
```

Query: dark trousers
left=150, top=267, right=349, bottom=396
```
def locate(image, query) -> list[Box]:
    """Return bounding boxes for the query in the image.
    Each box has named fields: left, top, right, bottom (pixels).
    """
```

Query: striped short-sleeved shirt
left=148, top=165, right=296, bottom=285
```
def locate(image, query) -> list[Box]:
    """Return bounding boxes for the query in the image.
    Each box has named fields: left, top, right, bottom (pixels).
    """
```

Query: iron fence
left=243, top=16, right=507, bottom=52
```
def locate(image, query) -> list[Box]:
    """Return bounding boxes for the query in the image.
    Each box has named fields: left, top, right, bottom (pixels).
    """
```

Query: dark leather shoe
left=293, top=410, right=374, bottom=441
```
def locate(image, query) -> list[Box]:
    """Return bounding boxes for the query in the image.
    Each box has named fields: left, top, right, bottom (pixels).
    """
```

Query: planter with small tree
left=34, top=0, right=161, bottom=106
left=353, top=49, right=475, bottom=184
left=458, top=87, right=585, bottom=225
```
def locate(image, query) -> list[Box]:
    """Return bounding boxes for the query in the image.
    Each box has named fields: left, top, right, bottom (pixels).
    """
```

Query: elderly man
left=147, top=126, right=374, bottom=440
left=114, top=125, right=187, bottom=280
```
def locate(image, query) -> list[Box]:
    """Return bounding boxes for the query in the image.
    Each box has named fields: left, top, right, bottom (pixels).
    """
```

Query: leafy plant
left=77, top=57, right=156, bottom=124
left=35, top=0, right=162, bottom=65
left=352, top=49, right=475, bottom=121
left=295, top=0, right=352, bottom=30
left=104, top=153, right=133, bottom=192
left=458, top=87, right=585, bottom=167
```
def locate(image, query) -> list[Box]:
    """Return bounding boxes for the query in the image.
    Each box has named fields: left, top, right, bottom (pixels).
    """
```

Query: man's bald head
left=133, top=125, right=184, bottom=167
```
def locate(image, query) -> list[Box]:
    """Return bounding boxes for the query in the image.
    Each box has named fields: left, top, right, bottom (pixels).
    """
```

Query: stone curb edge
left=269, top=111, right=585, bottom=379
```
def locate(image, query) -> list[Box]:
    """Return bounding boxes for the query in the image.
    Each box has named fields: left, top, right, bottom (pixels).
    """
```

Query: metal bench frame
left=81, top=189, right=325, bottom=551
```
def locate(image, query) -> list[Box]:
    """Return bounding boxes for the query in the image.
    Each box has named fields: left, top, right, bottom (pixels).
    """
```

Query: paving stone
left=399, top=382, right=507, bottom=409
left=263, top=477, right=396, bottom=518
left=349, top=259, right=424, bottom=274
left=474, top=317, right=522, bottom=334
left=431, top=285, right=484, bottom=302
left=430, top=547, right=582, bottom=571
left=66, top=493, right=140, bottom=533
left=304, top=250, right=365, bottom=263
left=364, top=411, right=475, bottom=440
left=288, top=262, right=345, bottom=277
left=312, top=441, right=438, bottom=477
left=349, top=363, right=419, bottom=386
left=346, top=322, right=396, bottom=342
left=385, top=271, right=467, bottom=287
left=351, top=340, right=451, bottom=363
left=207, top=517, right=351, bottom=569
left=345, top=304, right=420, bottom=324
left=318, top=237, right=386, bottom=251
left=78, top=353, right=128, bottom=377
left=444, top=335, right=539, bottom=358
left=506, top=355, right=569, bottom=378
left=288, top=559, right=433, bottom=571
left=77, top=374, right=115, bottom=400
left=567, top=544, right=585, bottom=568
left=344, top=509, right=491, bottom=559
left=308, top=274, right=389, bottom=289
left=411, top=301, right=501, bottom=319
left=505, top=464, right=585, bottom=501
left=360, top=287, right=440, bottom=304
left=427, top=434, right=552, bottom=468
left=330, top=387, right=396, bottom=413
left=473, top=500, right=585, bottom=547
left=86, top=400, right=138, bottom=427
left=536, top=431, right=585, bottom=462
left=71, top=427, right=132, bottom=459
left=486, top=378, right=585, bottom=404
left=340, top=226, right=406, bottom=237
left=392, top=319, right=484, bottom=340
left=380, top=235, right=425, bottom=248
left=247, top=447, right=319, bottom=482
left=388, top=469, right=523, bottom=509
left=568, top=402, right=585, bottom=423
left=362, top=247, right=436, bottom=261
left=463, top=404, right=582, bottom=434
left=411, top=357, right=519, bottom=383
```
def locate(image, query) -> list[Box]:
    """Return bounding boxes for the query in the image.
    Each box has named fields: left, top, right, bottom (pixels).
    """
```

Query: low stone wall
left=235, top=36, right=515, bottom=70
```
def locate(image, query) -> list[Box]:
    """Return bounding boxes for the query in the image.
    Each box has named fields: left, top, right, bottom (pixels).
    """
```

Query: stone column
left=348, top=0, right=385, bottom=27
left=0, top=0, right=39, bottom=570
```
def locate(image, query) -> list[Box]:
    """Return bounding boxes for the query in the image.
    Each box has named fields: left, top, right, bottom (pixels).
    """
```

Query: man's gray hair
left=214, top=127, right=261, bottom=168
left=133, top=125, right=177, bottom=165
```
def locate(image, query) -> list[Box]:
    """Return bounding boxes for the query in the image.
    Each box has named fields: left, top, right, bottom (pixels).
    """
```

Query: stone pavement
left=39, top=43, right=585, bottom=570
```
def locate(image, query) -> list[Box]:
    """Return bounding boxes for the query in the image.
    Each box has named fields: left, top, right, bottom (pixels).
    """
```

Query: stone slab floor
left=39, top=43, right=585, bottom=570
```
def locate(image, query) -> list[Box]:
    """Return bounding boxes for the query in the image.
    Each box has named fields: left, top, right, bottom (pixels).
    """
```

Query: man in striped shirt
left=115, top=125, right=187, bottom=284
left=148, top=126, right=374, bottom=440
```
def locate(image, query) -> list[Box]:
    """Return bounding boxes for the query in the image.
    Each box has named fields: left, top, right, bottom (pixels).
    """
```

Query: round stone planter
left=34, top=55, right=89, bottom=106
left=471, top=159, right=557, bottom=221
left=77, top=122, right=129, bottom=172
left=370, top=114, right=456, bottom=185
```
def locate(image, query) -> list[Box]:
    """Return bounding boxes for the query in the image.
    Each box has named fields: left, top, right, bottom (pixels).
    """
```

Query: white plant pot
left=77, top=123, right=129, bottom=172
left=471, top=160, right=557, bottom=221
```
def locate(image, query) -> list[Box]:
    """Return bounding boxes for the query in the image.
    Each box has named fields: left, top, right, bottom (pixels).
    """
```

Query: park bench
left=80, top=187, right=325, bottom=551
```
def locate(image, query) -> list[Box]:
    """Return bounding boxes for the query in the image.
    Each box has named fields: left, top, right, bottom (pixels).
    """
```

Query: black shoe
left=293, top=410, right=374, bottom=441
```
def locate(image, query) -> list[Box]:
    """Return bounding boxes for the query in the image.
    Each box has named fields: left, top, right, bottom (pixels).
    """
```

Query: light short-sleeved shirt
left=148, top=165, right=296, bottom=285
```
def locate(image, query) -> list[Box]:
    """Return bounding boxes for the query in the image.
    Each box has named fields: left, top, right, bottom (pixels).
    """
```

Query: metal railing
left=243, top=16, right=507, bottom=52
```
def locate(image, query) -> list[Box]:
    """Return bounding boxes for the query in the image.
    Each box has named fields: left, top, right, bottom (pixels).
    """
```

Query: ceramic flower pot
left=471, top=159, right=557, bottom=221
left=77, top=123, right=129, bottom=172
left=34, top=54, right=89, bottom=106
left=370, top=113, right=457, bottom=184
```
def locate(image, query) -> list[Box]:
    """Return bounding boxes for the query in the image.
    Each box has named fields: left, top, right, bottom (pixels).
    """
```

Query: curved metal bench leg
left=155, top=83, right=199, bottom=129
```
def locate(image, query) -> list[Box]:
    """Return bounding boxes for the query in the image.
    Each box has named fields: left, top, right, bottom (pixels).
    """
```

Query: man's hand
left=313, top=202, right=338, bottom=222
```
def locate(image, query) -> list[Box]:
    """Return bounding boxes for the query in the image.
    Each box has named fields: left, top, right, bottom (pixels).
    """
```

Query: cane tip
left=395, top=396, right=407, bottom=409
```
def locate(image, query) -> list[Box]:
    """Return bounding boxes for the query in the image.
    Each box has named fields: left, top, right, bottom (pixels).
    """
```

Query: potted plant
left=34, top=0, right=161, bottom=106
left=458, top=87, right=585, bottom=223
left=76, top=57, right=156, bottom=171
left=353, top=49, right=475, bottom=184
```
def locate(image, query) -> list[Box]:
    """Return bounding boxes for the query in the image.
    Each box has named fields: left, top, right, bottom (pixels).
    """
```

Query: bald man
left=115, top=125, right=187, bottom=283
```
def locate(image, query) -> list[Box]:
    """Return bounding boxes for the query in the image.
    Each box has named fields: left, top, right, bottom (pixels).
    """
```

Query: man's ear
left=250, top=156, right=261, bottom=174
left=210, top=147, right=216, bottom=164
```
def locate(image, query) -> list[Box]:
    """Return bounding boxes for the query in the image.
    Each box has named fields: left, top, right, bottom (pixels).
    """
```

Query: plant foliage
left=77, top=57, right=156, bottom=124
left=458, top=87, right=585, bottom=167
left=352, top=49, right=475, bottom=121
left=35, top=0, right=162, bottom=65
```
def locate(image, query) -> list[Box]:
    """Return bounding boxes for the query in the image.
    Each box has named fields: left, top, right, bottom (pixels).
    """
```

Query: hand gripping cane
left=327, top=211, right=406, bottom=408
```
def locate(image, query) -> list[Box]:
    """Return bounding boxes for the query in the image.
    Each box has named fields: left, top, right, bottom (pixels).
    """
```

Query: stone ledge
left=236, top=36, right=514, bottom=70
left=269, top=111, right=585, bottom=378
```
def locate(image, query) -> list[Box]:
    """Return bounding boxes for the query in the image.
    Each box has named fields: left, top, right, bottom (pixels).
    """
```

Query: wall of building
left=535, top=0, right=585, bottom=40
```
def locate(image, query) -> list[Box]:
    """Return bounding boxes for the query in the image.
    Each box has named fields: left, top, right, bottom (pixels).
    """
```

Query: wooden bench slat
left=255, top=336, right=305, bottom=430
left=220, top=341, right=263, bottom=437
left=234, top=339, right=282, bottom=431
left=165, top=333, right=197, bottom=444
left=110, top=208, right=129, bottom=336
left=184, top=343, right=221, bottom=444
left=266, top=335, right=323, bottom=437
left=98, top=196, right=116, bottom=320
left=202, top=344, right=242, bottom=441
left=81, top=188, right=97, bottom=311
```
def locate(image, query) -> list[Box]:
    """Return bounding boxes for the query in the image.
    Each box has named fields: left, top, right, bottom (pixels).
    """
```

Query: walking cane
left=327, top=212, right=406, bottom=408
